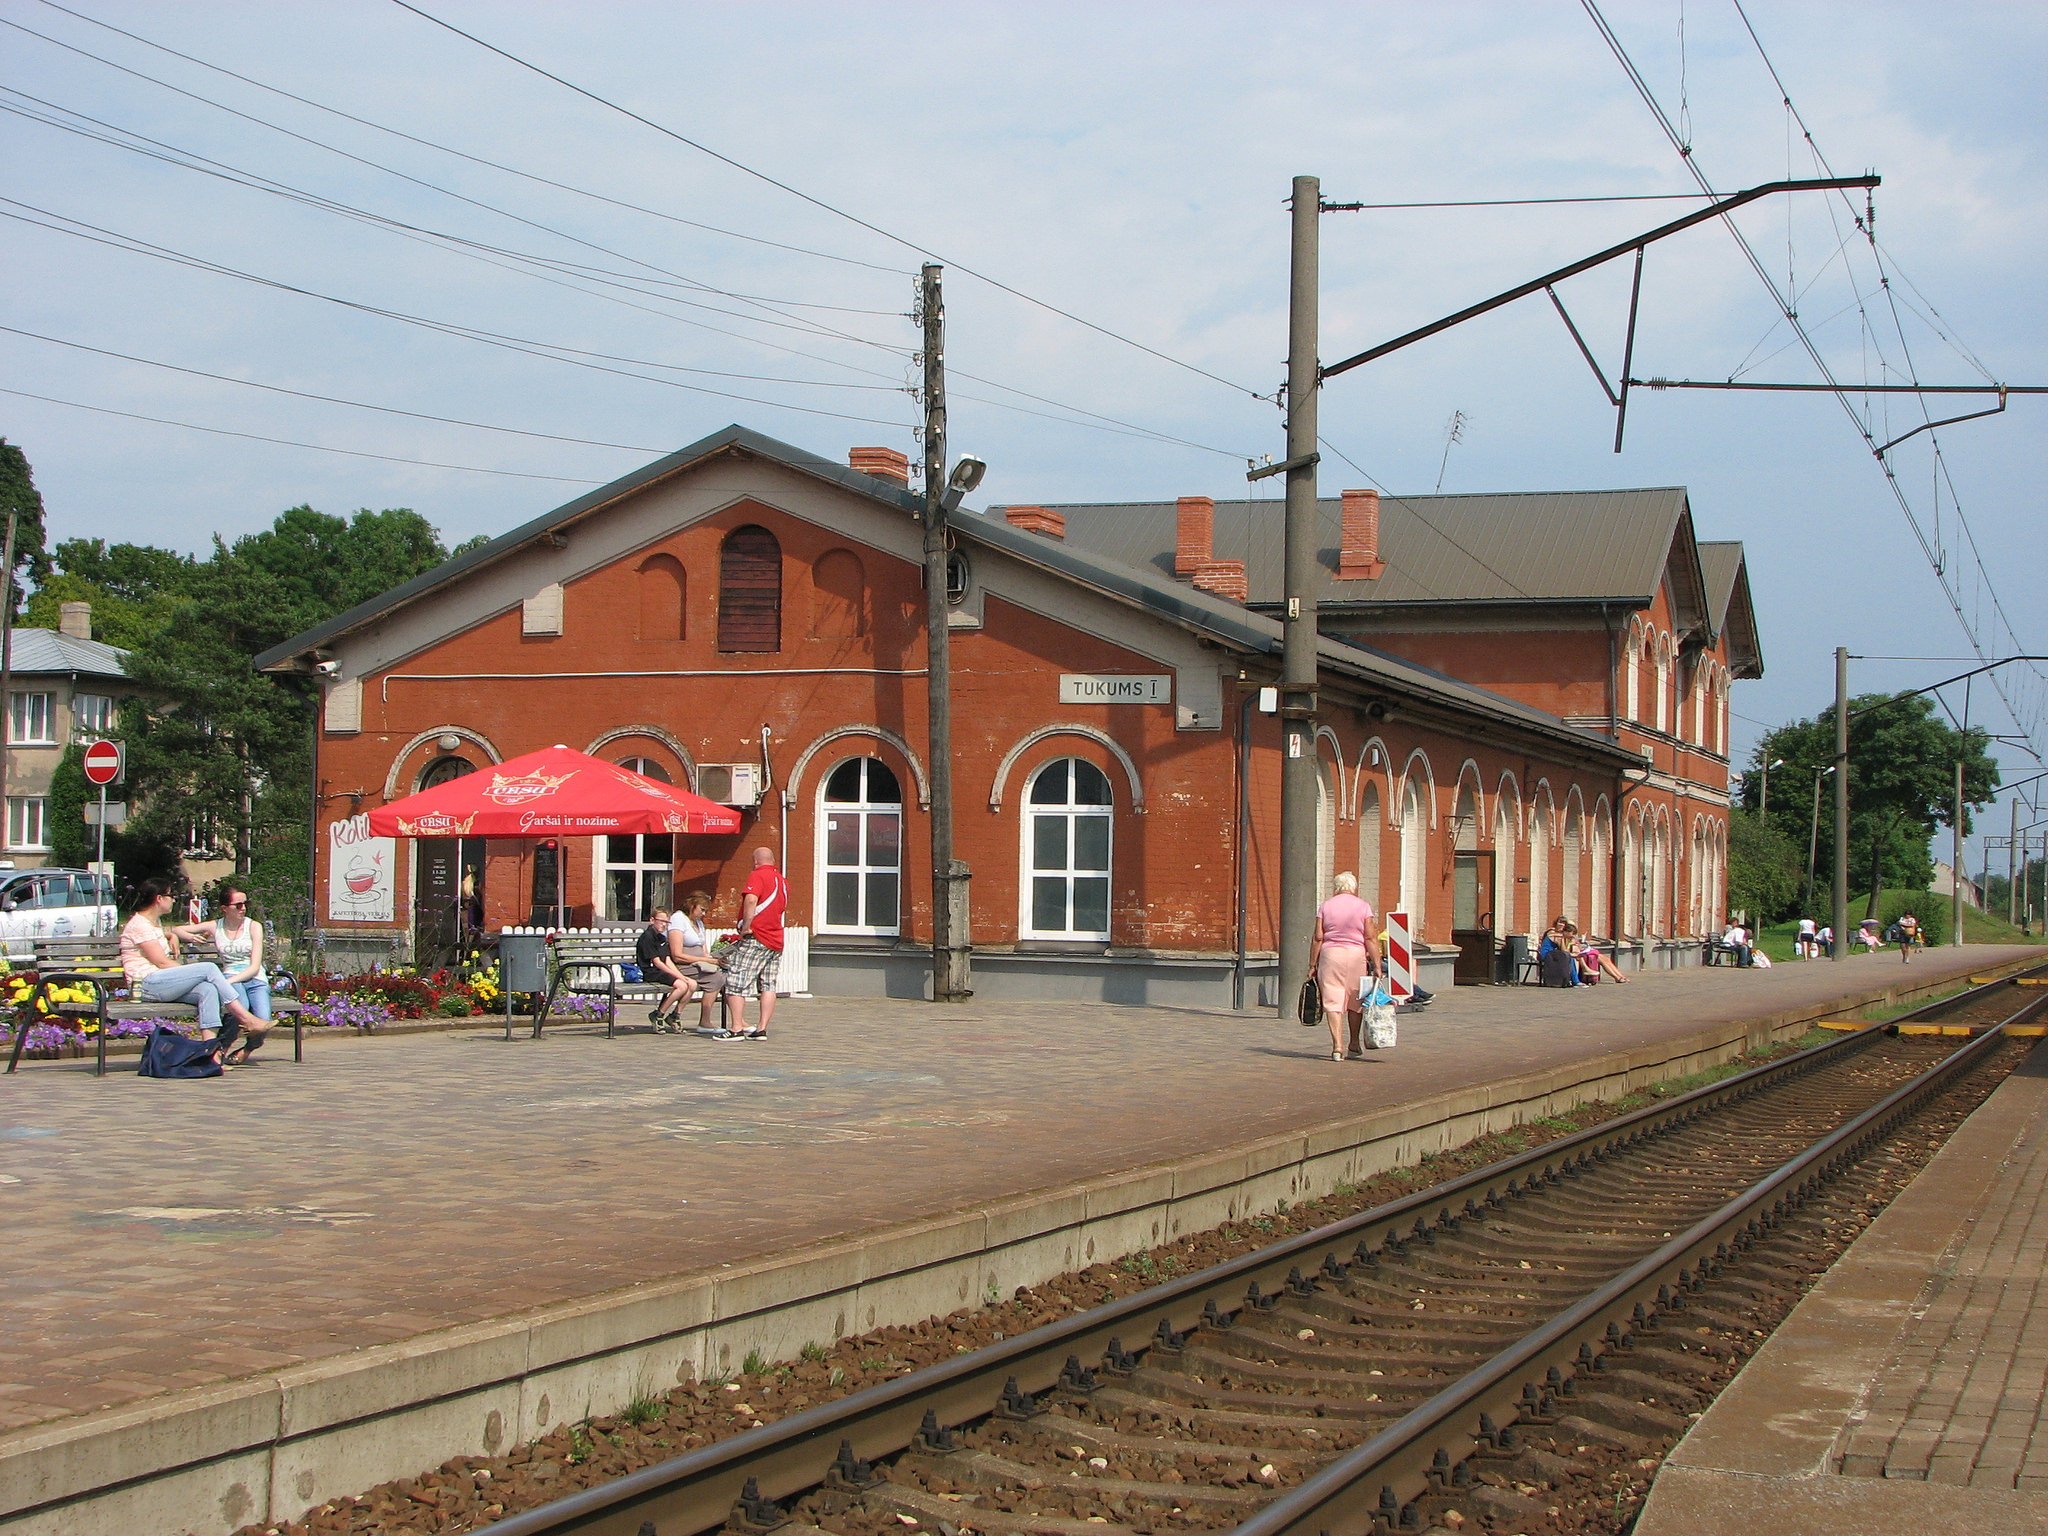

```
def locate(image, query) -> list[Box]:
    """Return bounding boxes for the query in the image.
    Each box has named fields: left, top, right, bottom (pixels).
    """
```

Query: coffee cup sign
left=327, top=813, right=396, bottom=922
left=1058, top=674, right=1172, bottom=706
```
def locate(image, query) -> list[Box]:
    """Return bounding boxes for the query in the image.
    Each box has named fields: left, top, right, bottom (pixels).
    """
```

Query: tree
left=1740, top=695, right=1999, bottom=902
left=0, top=439, right=52, bottom=607
left=1728, top=808, right=1802, bottom=924
left=34, top=507, right=451, bottom=919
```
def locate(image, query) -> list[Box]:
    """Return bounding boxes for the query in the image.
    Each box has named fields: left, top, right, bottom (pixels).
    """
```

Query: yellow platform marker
left=2015, top=977, right=2047, bottom=987
left=2009, top=1026, right=2048, bottom=1038
left=1817, top=1020, right=1865, bottom=1031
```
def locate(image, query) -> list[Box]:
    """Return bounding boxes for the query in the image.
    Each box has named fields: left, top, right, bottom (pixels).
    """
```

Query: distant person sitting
left=1816, top=923, right=1834, bottom=957
left=1721, top=922, right=1753, bottom=967
left=122, top=880, right=271, bottom=1065
left=1537, top=918, right=1578, bottom=987
left=1856, top=918, right=1883, bottom=952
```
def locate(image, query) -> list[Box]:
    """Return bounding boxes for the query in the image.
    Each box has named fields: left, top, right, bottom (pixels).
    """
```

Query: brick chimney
left=1191, top=559, right=1248, bottom=603
left=1338, top=488, right=1387, bottom=580
left=58, top=601, right=92, bottom=640
left=1003, top=505, right=1065, bottom=539
left=848, top=446, right=910, bottom=486
left=1175, top=496, right=1214, bottom=576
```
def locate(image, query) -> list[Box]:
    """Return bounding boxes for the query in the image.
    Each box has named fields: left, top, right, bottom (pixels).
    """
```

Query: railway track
left=426, top=969, right=2048, bottom=1536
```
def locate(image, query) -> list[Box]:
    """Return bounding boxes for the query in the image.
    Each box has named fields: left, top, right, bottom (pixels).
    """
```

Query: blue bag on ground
left=137, top=1024, right=221, bottom=1079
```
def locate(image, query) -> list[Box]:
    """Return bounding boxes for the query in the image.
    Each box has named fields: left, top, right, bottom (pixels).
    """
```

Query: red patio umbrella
left=367, top=745, right=744, bottom=839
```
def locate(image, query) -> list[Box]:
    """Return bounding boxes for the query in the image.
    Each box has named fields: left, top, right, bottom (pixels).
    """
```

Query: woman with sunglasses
left=122, top=880, right=270, bottom=1064
left=187, top=886, right=271, bottom=1022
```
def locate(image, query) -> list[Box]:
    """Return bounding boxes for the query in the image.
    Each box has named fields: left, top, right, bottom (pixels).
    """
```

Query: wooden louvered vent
left=718, top=525, right=782, bottom=653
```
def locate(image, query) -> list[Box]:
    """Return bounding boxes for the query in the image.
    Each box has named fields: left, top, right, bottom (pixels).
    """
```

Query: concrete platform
left=1, top=944, right=2038, bottom=1535
left=1636, top=1019, right=2048, bottom=1534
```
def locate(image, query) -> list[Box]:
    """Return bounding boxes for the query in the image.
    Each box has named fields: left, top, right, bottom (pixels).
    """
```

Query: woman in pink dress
left=1312, top=874, right=1382, bottom=1061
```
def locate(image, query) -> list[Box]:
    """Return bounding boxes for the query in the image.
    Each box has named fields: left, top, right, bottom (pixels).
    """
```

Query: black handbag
left=1297, top=974, right=1322, bottom=1026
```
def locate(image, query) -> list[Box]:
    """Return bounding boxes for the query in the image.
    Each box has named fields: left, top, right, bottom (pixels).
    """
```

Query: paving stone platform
left=1637, top=1012, right=2048, bottom=1535
left=0, top=944, right=2025, bottom=1440
left=0, top=944, right=2039, bottom=1533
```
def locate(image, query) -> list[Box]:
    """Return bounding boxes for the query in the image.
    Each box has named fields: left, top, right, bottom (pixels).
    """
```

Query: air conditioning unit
left=698, top=763, right=763, bottom=807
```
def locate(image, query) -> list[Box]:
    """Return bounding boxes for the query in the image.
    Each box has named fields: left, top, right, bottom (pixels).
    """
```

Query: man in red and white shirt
left=721, top=846, right=787, bottom=1040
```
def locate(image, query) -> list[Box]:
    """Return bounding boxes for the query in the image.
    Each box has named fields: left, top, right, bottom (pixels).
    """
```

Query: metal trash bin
left=499, top=931, right=549, bottom=995
left=1500, top=932, right=1531, bottom=985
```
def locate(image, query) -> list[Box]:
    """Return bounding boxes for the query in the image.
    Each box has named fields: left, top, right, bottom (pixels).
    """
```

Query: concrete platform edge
left=3, top=954, right=2033, bottom=1536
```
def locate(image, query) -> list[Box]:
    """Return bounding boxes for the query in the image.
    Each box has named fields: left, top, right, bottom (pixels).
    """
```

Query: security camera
left=312, top=659, right=341, bottom=678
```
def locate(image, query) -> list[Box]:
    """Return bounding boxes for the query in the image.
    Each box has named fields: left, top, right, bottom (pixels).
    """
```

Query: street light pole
left=1953, top=757, right=1966, bottom=947
left=1277, top=174, right=1323, bottom=1016
left=1832, top=647, right=1850, bottom=961
left=1803, top=765, right=1833, bottom=916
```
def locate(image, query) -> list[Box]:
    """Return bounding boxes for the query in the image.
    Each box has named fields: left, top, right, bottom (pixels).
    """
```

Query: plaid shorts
left=724, top=936, right=781, bottom=995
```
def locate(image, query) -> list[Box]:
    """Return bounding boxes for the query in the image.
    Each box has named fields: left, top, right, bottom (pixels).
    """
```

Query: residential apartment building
left=3, top=602, right=131, bottom=866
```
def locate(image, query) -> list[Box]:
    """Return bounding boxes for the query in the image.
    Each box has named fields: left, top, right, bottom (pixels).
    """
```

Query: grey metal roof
left=4, top=627, right=129, bottom=679
left=998, top=486, right=1706, bottom=612
left=1698, top=541, right=1763, bottom=678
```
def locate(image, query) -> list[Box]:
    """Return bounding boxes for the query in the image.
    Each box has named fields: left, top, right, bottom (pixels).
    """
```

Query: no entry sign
left=82, top=739, right=124, bottom=786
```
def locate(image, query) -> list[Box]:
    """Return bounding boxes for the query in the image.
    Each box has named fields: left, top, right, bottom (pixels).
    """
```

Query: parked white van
left=0, top=868, right=117, bottom=961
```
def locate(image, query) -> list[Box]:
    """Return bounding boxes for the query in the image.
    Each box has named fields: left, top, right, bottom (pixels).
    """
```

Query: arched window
left=718, top=525, right=782, bottom=653
left=1529, top=797, right=1552, bottom=935
left=1590, top=806, right=1611, bottom=938
left=818, top=757, right=902, bottom=934
left=603, top=755, right=673, bottom=921
left=1654, top=637, right=1672, bottom=734
left=1624, top=628, right=1641, bottom=721
left=1023, top=758, right=1112, bottom=940
left=418, top=753, right=476, bottom=791
left=1357, top=783, right=1383, bottom=915
left=810, top=548, right=866, bottom=638
left=1493, top=796, right=1517, bottom=936
left=1399, top=776, right=1429, bottom=932
left=1315, top=758, right=1337, bottom=901
left=636, top=554, right=686, bottom=642
left=1562, top=801, right=1583, bottom=929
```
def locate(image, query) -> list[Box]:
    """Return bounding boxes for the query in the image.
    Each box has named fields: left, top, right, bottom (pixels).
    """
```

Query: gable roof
left=5, top=627, right=129, bottom=680
left=254, top=425, right=1641, bottom=769
left=1000, top=486, right=1714, bottom=630
left=1697, top=541, right=1763, bottom=677
left=254, top=424, right=923, bottom=672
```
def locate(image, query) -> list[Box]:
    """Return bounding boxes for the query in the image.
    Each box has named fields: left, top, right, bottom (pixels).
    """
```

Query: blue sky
left=4, top=1, right=2043, bottom=877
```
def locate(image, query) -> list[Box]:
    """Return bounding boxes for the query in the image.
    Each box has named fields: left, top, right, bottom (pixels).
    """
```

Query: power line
left=5, top=28, right=1254, bottom=461
left=0, top=387, right=603, bottom=482
left=1580, top=0, right=2044, bottom=760
left=1, top=200, right=916, bottom=428
left=0, top=326, right=673, bottom=452
left=29, top=0, right=905, bottom=275
left=385, top=0, right=1274, bottom=403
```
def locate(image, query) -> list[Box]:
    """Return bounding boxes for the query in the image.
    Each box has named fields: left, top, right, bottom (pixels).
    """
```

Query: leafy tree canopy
left=27, top=506, right=451, bottom=923
left=0, top=438, right=53, bottom=599
left=1740, top=693, right=2000, bottom=898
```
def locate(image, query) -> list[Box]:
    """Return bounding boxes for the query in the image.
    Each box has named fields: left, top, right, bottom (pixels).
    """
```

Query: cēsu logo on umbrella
left=481, top=769, right=577, bottom=808
left=393, top=810, right=476, bottom=837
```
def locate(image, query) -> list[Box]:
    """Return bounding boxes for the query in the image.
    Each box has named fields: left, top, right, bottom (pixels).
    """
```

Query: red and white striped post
left=1384, top=911, right=1414, bottom=1001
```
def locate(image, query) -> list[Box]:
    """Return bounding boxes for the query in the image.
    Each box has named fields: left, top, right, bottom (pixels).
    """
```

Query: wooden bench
left=5, top=935, right=305, bottom=1077
left=528, top=927, right=673, bottom=1039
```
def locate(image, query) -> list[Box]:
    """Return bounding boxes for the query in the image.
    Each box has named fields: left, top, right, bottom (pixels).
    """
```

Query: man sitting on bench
left=122, top=880, right=272, bottom=1064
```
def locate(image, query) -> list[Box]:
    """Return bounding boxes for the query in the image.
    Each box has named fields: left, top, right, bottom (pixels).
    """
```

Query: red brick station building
left=258, top=425, right=1760, bottom=1003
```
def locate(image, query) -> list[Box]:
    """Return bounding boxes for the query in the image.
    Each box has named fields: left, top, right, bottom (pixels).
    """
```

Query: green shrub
left=437, top=991, right=476, bottom=1017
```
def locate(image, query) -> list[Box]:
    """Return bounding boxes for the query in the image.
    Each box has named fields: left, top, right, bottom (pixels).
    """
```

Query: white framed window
left=9, top=692, right=54, bottom=745
left=816, top=757, right=902, bottom=935
left=1022, top=757, right=1112, bottom=941
left=8, top=796, right=48, bottom=850
left=73, top=694, right=115, bottom=736
left=602, top=756, right=673, bottom=922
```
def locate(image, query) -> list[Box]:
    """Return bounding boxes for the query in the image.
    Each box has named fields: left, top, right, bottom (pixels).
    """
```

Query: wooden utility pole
left=920, top=264, right=970, bottom=1001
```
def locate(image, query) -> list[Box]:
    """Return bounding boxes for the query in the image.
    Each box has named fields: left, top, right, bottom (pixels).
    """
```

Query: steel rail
left=1229, top=979, right=2048, bottom=1536
left=487, top=963, right=2046, bottom=1536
